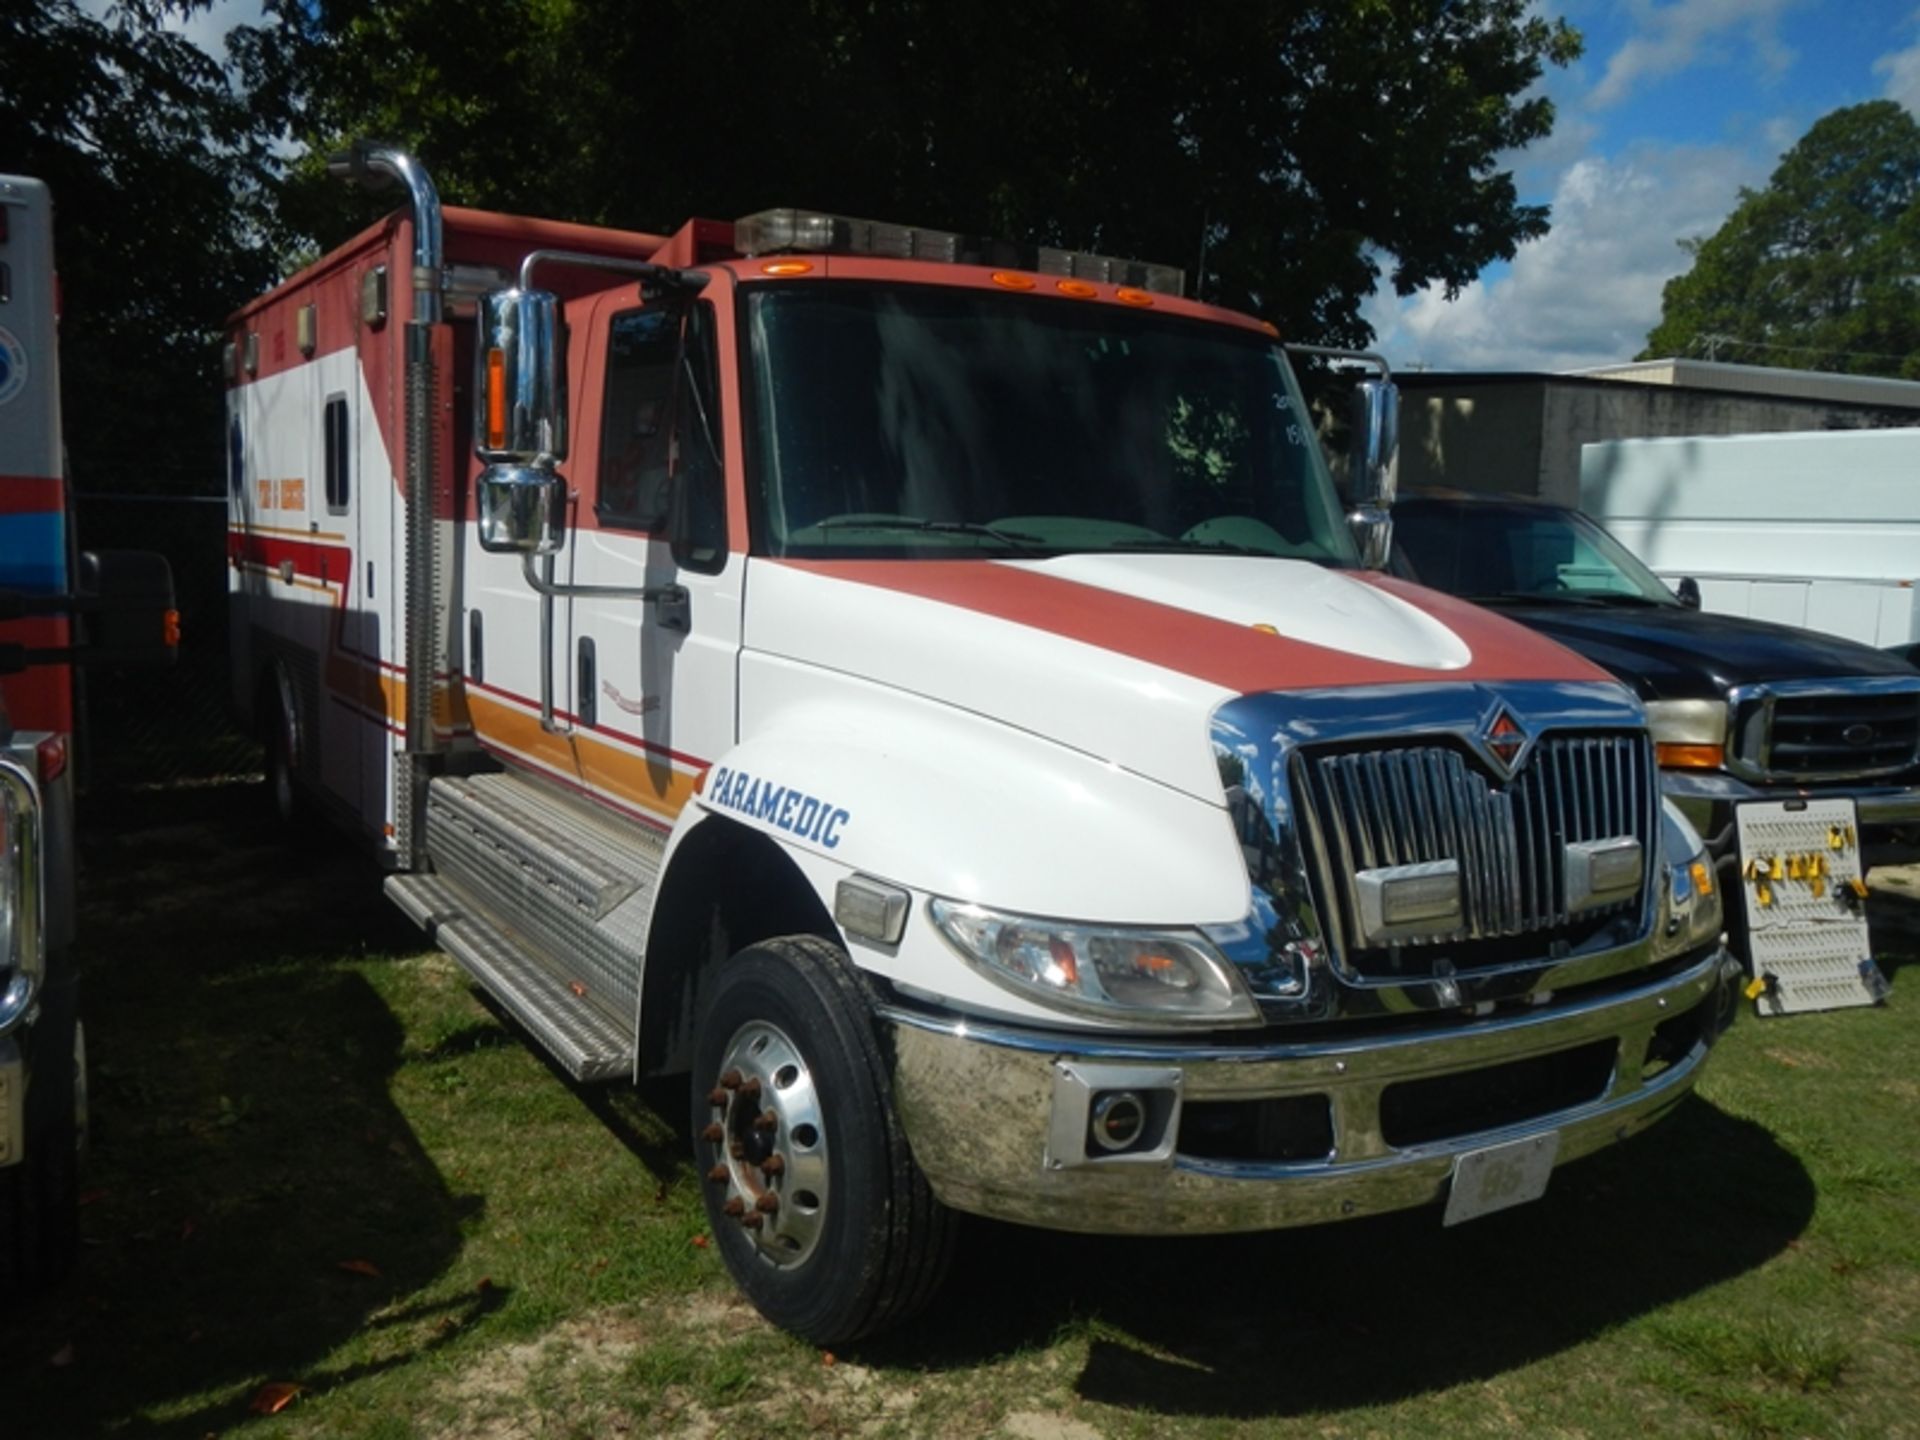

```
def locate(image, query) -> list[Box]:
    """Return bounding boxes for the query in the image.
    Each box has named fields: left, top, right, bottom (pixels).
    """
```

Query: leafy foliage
left=250, top=0, right=1579, bottom=347
left=1642, top=101, right=1920, bottom=377
left=1, top=1, right=287, bottom=492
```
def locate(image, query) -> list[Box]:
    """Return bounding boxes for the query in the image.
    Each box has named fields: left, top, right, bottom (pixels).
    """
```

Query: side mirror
left=1348, top=378, right=1398, bottom=570
left=477, top=464, right=566, bottom=555
left=475, top=288, right=567, bottom=462
left=1676, top=576, right=1702, bottom=610
left=475, top=286, right=570, bottom=554
left=75, top=549, right=178, bottom=669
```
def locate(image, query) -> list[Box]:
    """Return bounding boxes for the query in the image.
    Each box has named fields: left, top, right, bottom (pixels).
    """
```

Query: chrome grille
left=1297, top=734, right=1656, bottom=971
left=1731, top=685, right=1920, bottom=782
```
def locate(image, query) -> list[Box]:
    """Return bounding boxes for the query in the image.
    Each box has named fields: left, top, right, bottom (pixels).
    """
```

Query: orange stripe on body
left=465, top=690, right=696, bottom=825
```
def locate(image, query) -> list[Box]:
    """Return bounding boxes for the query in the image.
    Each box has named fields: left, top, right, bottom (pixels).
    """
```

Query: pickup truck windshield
left=743, top=283, right=1357, bottom=564
left=1393, top=499, right=1679, bottom=606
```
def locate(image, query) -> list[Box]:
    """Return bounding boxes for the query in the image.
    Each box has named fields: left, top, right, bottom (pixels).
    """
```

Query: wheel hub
left=702, top=1020, right=828, bottom=1265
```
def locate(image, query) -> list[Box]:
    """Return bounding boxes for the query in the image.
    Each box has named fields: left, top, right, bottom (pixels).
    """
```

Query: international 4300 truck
left=225, top=145, right=1741, bottom=1343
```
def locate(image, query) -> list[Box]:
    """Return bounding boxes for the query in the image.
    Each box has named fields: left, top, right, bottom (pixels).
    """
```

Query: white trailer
left=1579, top=429, right=1920, bottom=649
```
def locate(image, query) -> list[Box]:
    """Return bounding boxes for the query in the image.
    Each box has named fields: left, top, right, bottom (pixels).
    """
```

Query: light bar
left=734, top=207, right=1186, bottom=296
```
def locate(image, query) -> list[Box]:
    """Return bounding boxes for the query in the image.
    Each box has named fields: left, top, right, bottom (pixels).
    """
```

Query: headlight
left=1645, top=699, right=1729, bottom=770
left=1656, top=797, right=1722, bottom=956
left=927, top=898, right=1263, bottom=1028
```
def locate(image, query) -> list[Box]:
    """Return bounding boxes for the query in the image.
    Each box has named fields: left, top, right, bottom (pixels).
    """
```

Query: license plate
left=1443, top=1131, right=1560, bottom=1226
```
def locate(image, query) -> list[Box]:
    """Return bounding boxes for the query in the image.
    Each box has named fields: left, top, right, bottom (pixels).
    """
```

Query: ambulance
left=226, top=144, right=1741, bottom=1342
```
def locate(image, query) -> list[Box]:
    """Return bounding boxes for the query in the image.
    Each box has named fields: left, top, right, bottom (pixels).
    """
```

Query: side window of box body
left=324, top=393, right=350, bottom=514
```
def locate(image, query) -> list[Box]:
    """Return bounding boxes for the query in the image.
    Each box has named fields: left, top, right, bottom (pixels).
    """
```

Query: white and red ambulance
left=226, top=144, right=1740, bottom=1343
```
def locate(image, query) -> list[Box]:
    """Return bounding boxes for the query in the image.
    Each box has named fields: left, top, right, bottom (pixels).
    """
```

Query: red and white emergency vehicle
left=226, top=144, right=1742, bottom=1343
left=1, top=175, right=176, bottom=1293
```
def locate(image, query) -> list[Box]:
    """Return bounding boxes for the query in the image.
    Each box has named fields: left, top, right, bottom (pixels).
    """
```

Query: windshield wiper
left=812, top=517, right=1050, bottom=551
left=1096, top=539, right=1280, bottom=558
left=1465, top=590, right=1672, bottom=608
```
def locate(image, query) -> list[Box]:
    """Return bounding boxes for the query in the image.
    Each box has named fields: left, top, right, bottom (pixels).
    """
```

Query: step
left=425, top=769, right=665, bottom=1021
left=386, top=872, right=636, bottom=1083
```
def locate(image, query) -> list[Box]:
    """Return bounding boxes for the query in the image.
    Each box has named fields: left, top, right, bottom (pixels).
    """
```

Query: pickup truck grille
left=1730, top=685, right=1920, bottom=782
left=1296, top=733, right=1656, bottom=978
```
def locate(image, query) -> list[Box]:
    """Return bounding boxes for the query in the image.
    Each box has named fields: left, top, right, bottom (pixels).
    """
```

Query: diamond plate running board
left=386, top=872, right=635, bottom=1083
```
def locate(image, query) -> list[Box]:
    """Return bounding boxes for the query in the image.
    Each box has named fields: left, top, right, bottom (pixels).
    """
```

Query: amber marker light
left=485, top=348, right=508, bottom=450
left=1252, top=623, right=1280, bottom=635
left=1691, top=861, right=1714, bottom=896
left=760, top=260, right=814, bottom=276
left=1115, top=287, right=1154, bottom=307
left=991, top=271, right=1036, bottom=290
left=1055, top=279, right=1099, bottom=299
left=1260, top=320, right=1280, bottom=338
left=1655, top=743, right=1723, bottom=770
left=163, top=609, right=182, bottom=647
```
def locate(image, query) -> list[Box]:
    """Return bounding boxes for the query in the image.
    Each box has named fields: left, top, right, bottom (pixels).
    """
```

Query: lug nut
left=729, top=1141, right=746, bottom=1160
left=720, top=1069, right=743, bottom=1090
left=761, top=1154, right=786, bottom=1178
left=723, top=1196, right=746, bottom=1217
left=753, top=1110, right=778, bottom=1132
left=755, top=1192, right=780, bottom=1214
left=706, top=1164, right=728, bottom=1184
left=700, top=1123, right=724, bottom=1143
left=738, top=1077, right=762, bottom=1100
left=706, top=1087, right=728, bottom=1106
left=741, top=1213, right=764, bottom=1231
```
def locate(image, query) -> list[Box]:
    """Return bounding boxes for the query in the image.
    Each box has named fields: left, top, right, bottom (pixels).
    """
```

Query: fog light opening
left=1089, top=1091, right=1147, bottom=1153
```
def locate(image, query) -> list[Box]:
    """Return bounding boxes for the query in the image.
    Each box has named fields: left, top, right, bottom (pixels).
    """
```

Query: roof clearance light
left=1115, top=287, right=1153, bottom=307
left=991, top=271, right=1036, bottom=291
left=735, top=207, right=1186, bottom=296
left=1055, top=279, right=1099, bottom=299
left=761, top=259, right=814, bottom=276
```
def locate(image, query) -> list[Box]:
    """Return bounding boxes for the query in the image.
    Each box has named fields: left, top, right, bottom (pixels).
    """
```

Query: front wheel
left=691, top=936, right=953, bottom=1345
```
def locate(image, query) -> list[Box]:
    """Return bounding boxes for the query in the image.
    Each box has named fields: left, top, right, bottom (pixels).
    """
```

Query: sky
left=1365, top=0, right=1920, bottom=373
left=164, top=0, right=1919, bottom=376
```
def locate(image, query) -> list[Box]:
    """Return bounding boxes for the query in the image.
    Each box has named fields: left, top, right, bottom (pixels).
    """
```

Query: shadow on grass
left=7, top=781, right=481, bottom=1438
left=862, top=1084, right=1813, bottom=1418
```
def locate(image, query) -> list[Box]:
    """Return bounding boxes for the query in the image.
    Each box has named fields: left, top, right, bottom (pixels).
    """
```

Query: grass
left=6, top=781, right=1919, bottom=1438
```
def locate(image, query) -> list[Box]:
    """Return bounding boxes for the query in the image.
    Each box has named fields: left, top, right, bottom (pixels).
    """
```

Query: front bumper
left=885, top=944, right=1742, bottom=1235
left=1664, top=769, right=1920, bottom=837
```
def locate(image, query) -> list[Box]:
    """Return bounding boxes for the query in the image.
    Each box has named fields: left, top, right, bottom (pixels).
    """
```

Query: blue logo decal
left=707, top=766, right=850, bottom=848
left=0, top=326, right=27, bottom=408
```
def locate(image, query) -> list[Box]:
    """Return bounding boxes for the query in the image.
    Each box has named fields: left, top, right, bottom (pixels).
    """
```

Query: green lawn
left=8, top=784, right=1918, bottom=1438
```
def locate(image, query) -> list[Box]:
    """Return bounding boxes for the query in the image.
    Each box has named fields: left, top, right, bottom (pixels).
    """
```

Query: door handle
left=651, top=585, right=691, bottom=633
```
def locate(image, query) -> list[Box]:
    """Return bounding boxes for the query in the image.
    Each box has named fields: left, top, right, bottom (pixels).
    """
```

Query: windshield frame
left=735, top=277, right=1359, bottom=567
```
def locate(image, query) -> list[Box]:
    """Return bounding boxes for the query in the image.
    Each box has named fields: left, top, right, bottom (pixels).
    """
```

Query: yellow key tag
left=1811, top=875, right=1826, bottom=899
left=1756, top=882, right=1774, bottom=908
left=1743, top=976, right=1768, bottom=1001
left=1769, top=855, right=1784, bottom=882
left=1829, top=826, right=1844, bottom=851
left=1849, top=877, right=1870, bottom=899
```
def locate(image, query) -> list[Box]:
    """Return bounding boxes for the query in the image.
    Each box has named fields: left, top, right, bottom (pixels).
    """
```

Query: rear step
left=386, top=872, right=636, bottom=1082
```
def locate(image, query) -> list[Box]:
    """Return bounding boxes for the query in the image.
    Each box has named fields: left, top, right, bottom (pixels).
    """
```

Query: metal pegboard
left=1736, top=798, right=1886, bottom=1016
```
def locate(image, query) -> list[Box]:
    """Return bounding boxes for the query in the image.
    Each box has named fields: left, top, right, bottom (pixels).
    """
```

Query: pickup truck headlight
left=1645, top=699, right=1729, bottom=770
left=927, top=898, right=1263, bottom=1028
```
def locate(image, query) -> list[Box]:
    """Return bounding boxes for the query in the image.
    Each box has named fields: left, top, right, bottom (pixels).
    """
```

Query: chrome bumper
left=884, top=946, right=1741, bottom=1235
left=1663, top=770, right=1920, bottom=829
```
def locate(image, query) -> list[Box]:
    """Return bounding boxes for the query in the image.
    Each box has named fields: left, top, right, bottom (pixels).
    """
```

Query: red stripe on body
left=773, top=559, right=1608, bottom=692
left=0, top=476, right=65, bottom=515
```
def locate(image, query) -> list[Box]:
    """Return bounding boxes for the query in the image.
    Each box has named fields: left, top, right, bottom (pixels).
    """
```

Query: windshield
left=1393, top=501, right=1678, bottom=605
left=743, top=284, right=1357, bottom=564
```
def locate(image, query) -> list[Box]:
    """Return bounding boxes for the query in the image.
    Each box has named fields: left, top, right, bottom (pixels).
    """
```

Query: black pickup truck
left=1389, top=493, right=1920, bottom=923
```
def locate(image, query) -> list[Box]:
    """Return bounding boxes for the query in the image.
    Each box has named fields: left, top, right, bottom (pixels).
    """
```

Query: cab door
left=560, top=286, right=739, bottom=832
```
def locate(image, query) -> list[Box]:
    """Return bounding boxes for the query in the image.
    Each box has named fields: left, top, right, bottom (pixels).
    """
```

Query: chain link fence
left=73, top=493, right=259, bottom=790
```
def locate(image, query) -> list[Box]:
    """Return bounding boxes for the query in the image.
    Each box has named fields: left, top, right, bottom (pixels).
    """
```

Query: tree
left=1, top=1, right=288, bottom=492
left=245, top=0, right=1580, bottom=349
left=1642, top=101, right=1920, bottom=377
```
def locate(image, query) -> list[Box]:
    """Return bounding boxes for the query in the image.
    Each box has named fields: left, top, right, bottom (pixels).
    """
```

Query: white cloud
left=1590, top=0, right=1801, bottom=109
left=1874, top=15, right=1920, bottom=115
left=1365, top=140, right=1766, bottom=373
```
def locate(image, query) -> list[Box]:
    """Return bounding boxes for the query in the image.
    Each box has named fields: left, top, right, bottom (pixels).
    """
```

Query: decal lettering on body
left=708, top=766, right=850, bottom=848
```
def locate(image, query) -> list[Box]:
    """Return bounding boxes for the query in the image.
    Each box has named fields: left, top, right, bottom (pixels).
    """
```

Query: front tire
left=691, top=935, right=953, bottom=1345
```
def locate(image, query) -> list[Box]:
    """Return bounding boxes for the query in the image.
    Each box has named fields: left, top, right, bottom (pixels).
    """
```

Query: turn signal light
left=163, top=608, right=182, bottom=647
left=1655, top=743, right=1723, bottom=770
left=485, top=348, right=507, bottom=450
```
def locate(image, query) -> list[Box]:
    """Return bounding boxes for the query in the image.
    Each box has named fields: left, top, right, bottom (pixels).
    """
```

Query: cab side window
left=597, top=300, right=727, bottom=571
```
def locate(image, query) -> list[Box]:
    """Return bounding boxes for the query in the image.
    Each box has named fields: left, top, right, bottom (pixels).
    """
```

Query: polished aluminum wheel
left=700, top=1019, right=829, bottom=1266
